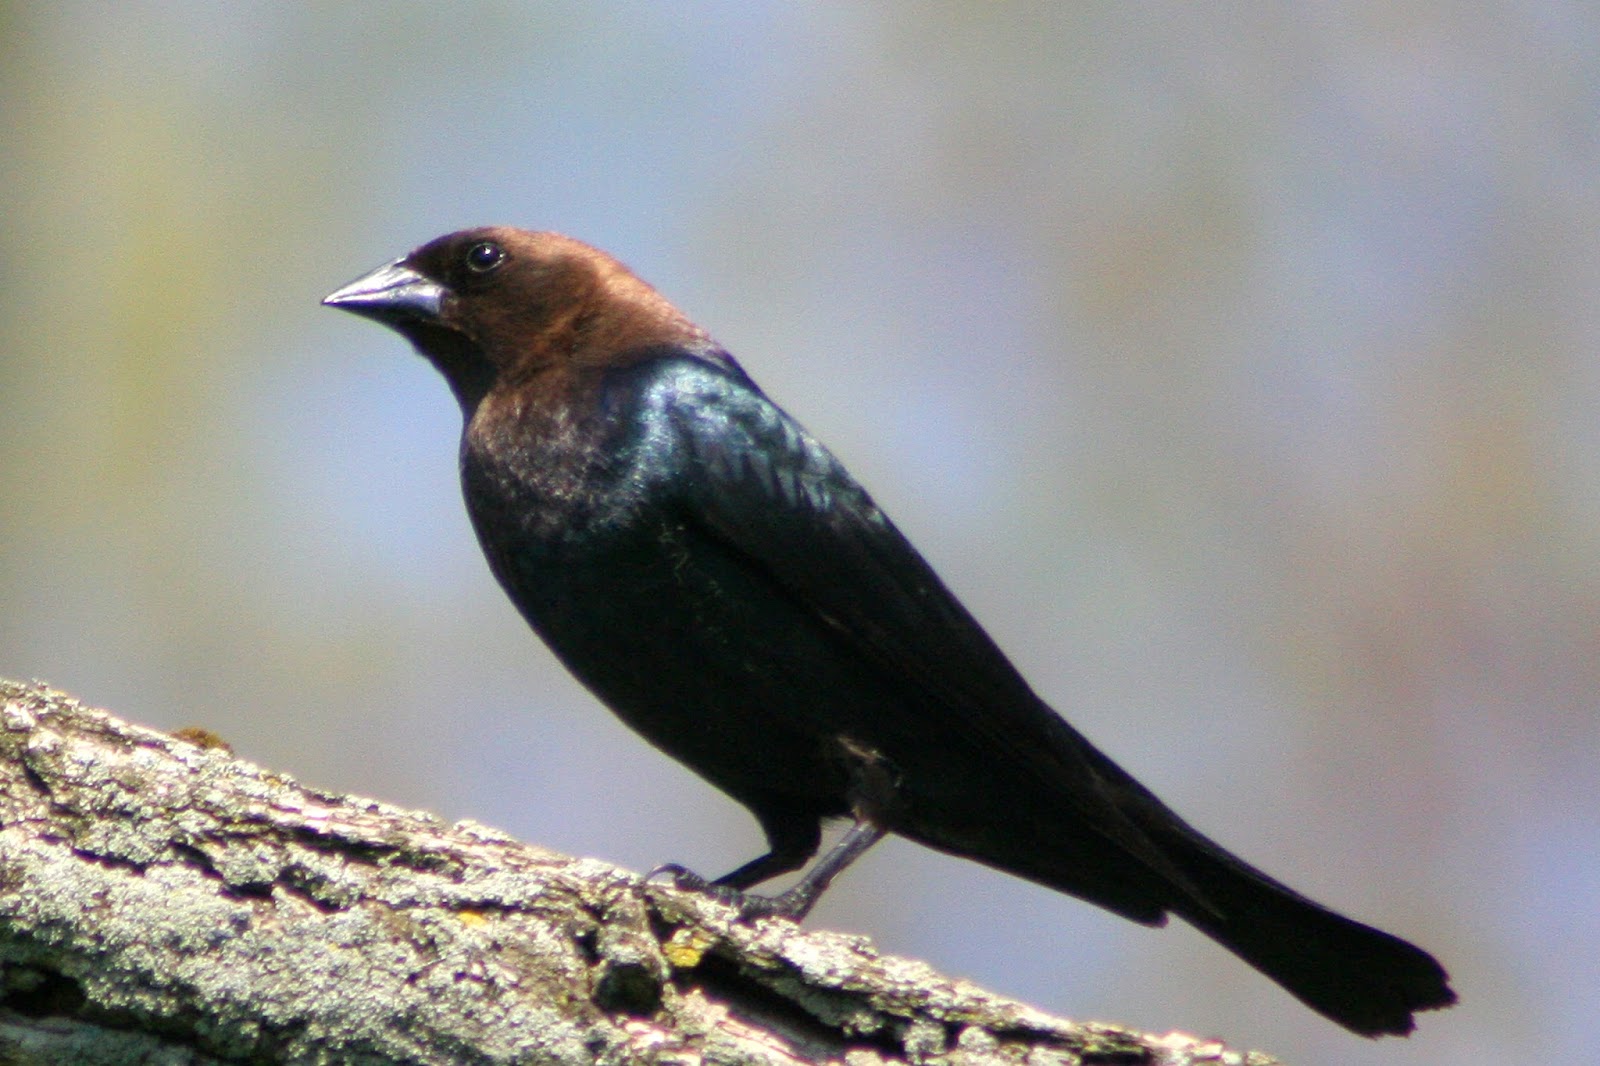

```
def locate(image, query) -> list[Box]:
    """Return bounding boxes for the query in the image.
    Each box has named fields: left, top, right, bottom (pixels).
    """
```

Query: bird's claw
left=644, top=863, right=702, bottom=888
left=644, top=863, right=805, bottom=921
left=645, top=863, right=746, bottom=908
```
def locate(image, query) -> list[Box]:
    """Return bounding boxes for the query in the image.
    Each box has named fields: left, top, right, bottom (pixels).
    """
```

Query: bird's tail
left=909, top=706, right=1456, bottom=1036
left=1007, top=731, right=1459, bottom=1037
left=1139, top=803, right=1457, bottom=1037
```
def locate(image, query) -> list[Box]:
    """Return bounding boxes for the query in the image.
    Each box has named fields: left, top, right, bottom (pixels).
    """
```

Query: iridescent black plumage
left=325, top=227, right=1455, bottom=1036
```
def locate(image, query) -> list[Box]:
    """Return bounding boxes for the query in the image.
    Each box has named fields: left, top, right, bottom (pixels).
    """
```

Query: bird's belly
left=490, top=522, right=886, bottom=811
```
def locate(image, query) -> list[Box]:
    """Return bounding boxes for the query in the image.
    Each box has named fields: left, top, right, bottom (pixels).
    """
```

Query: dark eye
left=464, top=240, right=505, bottom=274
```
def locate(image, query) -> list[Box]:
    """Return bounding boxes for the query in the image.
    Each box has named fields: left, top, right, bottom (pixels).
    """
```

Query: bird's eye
left=464, top=241, right=506, bottom=274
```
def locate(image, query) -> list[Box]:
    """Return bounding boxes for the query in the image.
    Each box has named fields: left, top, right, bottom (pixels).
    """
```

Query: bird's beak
left=323, top=259, right=446, bottom=325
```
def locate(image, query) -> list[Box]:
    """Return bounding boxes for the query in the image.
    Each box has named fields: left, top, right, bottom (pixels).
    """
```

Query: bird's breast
left=457, top=429, right=859, bottom=802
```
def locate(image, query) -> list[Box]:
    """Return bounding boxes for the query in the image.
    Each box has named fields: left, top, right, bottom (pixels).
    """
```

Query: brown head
left=323, top=227, right=712, bottom=413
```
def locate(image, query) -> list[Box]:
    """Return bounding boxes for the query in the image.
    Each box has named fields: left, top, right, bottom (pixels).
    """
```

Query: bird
left=323, top=226, right=1456, bottom=1037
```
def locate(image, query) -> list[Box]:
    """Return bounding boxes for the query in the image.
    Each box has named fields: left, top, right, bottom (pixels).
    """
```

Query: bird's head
left=324, top=227, right=709, bottom=413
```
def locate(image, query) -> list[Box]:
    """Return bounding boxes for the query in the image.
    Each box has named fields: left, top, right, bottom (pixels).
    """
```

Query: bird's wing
left=644, top=358, right=1201, bottom=900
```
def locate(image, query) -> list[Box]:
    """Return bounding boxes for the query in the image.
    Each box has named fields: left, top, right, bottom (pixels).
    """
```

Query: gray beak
left=323, top=258, right=446, bottom=324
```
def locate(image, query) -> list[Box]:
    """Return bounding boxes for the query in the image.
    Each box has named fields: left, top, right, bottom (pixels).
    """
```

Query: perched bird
left=324, top=227, right=1455, bottom=1037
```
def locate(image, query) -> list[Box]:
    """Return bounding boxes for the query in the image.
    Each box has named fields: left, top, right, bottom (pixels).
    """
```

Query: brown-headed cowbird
left=324, top=227, right=1455, bottom=1037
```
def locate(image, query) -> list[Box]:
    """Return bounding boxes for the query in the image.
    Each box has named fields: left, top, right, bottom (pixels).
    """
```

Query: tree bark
left=0, top=678, right=1278, bottom=1065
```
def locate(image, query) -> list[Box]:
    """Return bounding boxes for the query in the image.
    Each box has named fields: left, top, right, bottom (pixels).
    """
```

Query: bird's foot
left=645, top=864, right=805, bottom=921
left=645, top=863, right=737, bottom=903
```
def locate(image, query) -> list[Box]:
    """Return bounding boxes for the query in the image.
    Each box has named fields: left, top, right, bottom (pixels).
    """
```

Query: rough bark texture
left=0, top=678, right=1280, bottom=1066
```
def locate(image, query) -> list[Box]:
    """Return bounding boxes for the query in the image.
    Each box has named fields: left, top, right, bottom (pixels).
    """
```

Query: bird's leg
left=651, top=738, right=896, bottom=921
left=649, top=818, right=886, bottom=920
left=734, top=818, right=885, bottom=920
left=646, top=843, right=811, bottom=908
left=646, top=802, right=822, bottom=907
left=713, top=843, right=817, bottom=891
left=734, top=738, right=897, bottom=919
left=647, top=816, right=884, bottom=919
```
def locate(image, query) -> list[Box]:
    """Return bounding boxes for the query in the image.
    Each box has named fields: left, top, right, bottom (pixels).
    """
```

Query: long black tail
left=971, top=733, right=1458, bottom=1036
left=1085, top=733, right=1458, bottom=1037
left=905, top=701, right=1456, bottom=1035
left=1161, top=828, right=1456, bottom=1036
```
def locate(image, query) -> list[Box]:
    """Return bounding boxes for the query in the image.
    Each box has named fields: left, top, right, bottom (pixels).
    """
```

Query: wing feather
left=644, top=358, right=1205, bottom=904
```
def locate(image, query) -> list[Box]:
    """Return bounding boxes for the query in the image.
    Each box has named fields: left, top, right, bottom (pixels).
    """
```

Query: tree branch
left=0, top=678, right=1278, bottom=1065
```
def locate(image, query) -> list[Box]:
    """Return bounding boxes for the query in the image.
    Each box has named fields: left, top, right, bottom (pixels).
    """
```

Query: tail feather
left=1167, top=842, right=1456, bottom=1036
left=1067, top=731, right=1458, bottom=1036
left=1024, top=740, right=1456, bottom=1036
left=910, top=715, right=1456, bottom=1035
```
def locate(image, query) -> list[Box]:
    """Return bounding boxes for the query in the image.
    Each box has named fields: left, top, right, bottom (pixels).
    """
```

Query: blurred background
left=3, top=3, right=1595, bottom=1063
